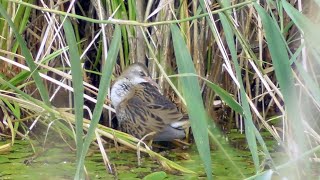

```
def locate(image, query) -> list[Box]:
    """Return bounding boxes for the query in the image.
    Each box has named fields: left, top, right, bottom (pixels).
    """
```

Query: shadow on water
left=0, top=130, right=279, bottom=179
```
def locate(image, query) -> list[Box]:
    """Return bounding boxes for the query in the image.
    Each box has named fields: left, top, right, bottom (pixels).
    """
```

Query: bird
left=110, top=62, right=189, bottom=141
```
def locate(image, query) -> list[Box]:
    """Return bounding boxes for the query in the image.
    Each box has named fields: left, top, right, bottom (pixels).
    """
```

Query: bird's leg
left=140, top=132, right=156, bottom=149
left=185, top=126, right=190, bottom=142
left=136, top=132, right=156, bottom=166
left=147, top=139, right=154, bottom=149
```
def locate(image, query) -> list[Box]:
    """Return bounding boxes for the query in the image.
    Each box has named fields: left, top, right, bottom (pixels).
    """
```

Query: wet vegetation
left=1, top=0, right=320, bottom=179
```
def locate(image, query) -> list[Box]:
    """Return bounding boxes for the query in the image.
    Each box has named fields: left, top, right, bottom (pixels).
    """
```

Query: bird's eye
left=139, top=71, right=146, bottom=77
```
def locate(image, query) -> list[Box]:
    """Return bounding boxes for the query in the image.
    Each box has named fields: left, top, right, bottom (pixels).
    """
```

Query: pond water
left=0, top=130, right=277, bottom=179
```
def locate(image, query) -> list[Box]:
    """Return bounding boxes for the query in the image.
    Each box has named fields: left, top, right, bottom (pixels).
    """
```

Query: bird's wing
left=118, top=82, right=183, bottom=133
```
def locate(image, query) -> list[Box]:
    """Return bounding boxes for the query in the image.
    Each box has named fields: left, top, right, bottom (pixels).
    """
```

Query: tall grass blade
left=171, top=73, right=243, bottom=114
left=295, top=61, right=320, bottom=104
left=171, top=24, right=212, bottom=180
left=218, top=12, right=260, bottom=172
left=282, top=0, right=320, bottom=53
left=281, top=3, right=320, bottom=174
left=74, top=25, right=121, bottom=179
left=0, top=4, right=51, bottom=107
left=0, top=71, right=30, bottom=90
left=0, top=78, right=52, bottom=113
left=204, top=80, right=243, bottom=115
left=62, top=17, right=84, bottom=164
left=254, top=0, right=306, bottom=166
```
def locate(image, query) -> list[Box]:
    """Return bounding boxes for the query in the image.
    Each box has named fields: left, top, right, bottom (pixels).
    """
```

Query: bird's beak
left=143, top=76, right=161, bottom=90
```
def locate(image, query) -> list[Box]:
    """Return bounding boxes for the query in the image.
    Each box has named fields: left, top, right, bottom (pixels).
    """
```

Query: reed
left=0, top=0, right=319, bottom=179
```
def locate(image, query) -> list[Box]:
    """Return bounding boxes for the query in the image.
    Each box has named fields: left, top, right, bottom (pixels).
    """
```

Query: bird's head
left=120, top=63, right=151, bottom=84
left=111, top=62, right=159, bottom=108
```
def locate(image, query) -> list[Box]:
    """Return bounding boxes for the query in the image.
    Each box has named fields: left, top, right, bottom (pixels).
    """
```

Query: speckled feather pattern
left=110, top=63, right=188, bottom=141
left=116, top=82, right=184, bottom=139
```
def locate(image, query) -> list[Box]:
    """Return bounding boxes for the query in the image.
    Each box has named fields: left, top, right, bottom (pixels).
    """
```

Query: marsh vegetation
left=0, top=0, right=320, bottom=179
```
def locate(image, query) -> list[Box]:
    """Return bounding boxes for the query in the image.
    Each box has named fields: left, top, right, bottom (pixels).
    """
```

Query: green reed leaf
left=171, top=24, right=212, bottom=180
left=62, top=17, right=84, bottom=166
left=74, top=25, right=121, bottom=179
left=0, top=3, right=51, bottom=107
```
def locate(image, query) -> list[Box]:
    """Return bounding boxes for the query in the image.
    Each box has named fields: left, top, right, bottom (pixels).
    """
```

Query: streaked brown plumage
left=110, top=63, right=188, bottom=141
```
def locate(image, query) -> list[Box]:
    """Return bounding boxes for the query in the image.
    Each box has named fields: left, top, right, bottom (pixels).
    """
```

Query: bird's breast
left=110, top=80, right=132, bottom=108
